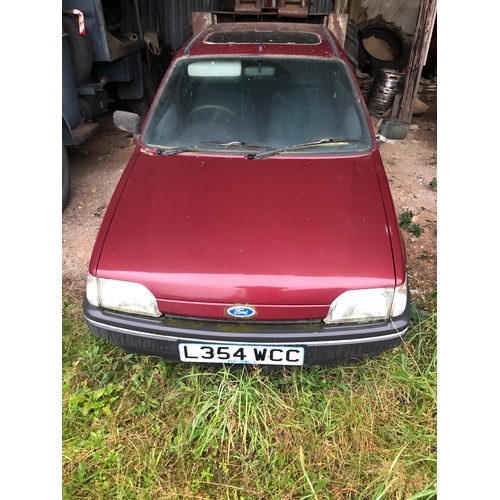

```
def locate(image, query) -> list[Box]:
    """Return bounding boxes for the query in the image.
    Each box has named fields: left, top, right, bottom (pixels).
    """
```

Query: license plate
left=179, top=343, right=304, bottom=366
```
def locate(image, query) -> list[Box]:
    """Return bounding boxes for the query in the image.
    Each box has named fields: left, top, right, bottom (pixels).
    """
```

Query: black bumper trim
left=86, top=315, right=406, bottom=347
left=83, top=295, right=410, bottom=367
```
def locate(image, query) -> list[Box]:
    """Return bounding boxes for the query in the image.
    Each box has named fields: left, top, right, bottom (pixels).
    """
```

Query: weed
left=399, top=211, right=425, bottom=238
left=408, top=224, right=425, bottom=238
left=399, top=210, right=413, bottom=229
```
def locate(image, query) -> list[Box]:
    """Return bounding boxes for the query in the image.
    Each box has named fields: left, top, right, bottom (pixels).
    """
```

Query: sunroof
left=205, top=31, right=321, bottom=45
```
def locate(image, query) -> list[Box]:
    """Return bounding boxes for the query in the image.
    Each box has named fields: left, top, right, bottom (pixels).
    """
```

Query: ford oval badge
left=227, top=305, right=257, bottom=319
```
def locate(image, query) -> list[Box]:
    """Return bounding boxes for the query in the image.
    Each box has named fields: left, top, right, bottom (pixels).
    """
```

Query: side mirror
left=376, top=118, right=410, bottom=147
left=113, top=110, right=140, bottom=140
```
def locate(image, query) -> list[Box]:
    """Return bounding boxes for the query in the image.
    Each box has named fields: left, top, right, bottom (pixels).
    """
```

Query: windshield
left=142, top=56, right=373, bottom=155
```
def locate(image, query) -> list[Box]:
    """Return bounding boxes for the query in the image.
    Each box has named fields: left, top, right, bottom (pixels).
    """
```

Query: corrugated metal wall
left=126, top=1, right=420, bottom=54
left=136, top=0, right=221, bottom=51
left=136, top=0, right=335, bottom=52
left=310, top=0, right=333, bottom=14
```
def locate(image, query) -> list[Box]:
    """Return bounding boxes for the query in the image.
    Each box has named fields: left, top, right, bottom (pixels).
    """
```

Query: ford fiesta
left=84, top=22, right=411, bottom=368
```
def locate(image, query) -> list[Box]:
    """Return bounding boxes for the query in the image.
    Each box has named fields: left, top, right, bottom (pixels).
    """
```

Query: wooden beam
left=333, top=0, right=349, bottom=15
left=349, top=0, right=361, bottom=24
left=396, top=0, right=437, bottom=123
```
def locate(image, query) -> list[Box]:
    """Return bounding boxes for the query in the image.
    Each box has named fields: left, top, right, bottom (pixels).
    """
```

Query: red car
left=84, top=22, right=410, bottom=367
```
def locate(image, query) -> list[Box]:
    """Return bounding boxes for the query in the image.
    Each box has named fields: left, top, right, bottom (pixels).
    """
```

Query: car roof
left=183, top=22, right=341, bottom=58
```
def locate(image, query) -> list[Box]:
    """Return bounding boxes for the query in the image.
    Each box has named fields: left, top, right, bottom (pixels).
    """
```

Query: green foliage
left=63, top=291, right=437, bottom=499
left=399, top=211, right=425, bottom=238
left=398, top=210, right=413, bottom=229
left=429, top=177, right=437, bottom=190
left=69, top=382, right=124, bottom=417
left=408, top=224, right=425, bottom=238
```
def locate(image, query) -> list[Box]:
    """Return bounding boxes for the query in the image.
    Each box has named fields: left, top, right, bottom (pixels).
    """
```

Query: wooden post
left=349, top=0, right=360, bottom=24
left=333, top=0, right=350, bottom=15
left=396, top=0, right=437, bottom=123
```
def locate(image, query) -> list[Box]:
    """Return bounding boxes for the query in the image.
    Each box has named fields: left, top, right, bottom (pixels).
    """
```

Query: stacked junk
left=366, top=69, right=406, bottom=118
left=354, top=16, right=411, bottom=118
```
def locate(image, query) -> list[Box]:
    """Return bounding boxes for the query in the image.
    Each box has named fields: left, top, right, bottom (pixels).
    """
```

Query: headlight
left=323, top=277, right=408, bottom=325
left=390, top=278, right=408, bottom=318
left=86, top=274, right=161, bottom=317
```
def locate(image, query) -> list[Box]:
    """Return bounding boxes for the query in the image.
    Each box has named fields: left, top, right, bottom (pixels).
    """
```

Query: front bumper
left=83, top=295, right=411, bottom=367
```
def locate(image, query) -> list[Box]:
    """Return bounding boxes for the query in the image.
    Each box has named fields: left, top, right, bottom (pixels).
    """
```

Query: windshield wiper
left=156, top=146, right=195, bottom=156
left=200, top=141, right=274, bottom=150
left=155, top=142, right=274, bottom=156
left=247, top=138, right=365, bottom=160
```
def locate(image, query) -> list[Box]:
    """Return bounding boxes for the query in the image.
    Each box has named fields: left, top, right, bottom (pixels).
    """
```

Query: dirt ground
left=62, top=77, right=437, bottom=300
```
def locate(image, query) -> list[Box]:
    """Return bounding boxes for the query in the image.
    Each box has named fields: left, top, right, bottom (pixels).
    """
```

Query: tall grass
left=62, top=292, right=436, bottom=499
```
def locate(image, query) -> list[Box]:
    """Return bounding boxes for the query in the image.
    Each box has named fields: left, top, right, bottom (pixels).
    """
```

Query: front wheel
left=63, top=144, right=70, bottom=211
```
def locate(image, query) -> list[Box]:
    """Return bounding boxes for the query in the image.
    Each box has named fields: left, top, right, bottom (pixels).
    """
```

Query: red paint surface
left=92, top=151, right=399, bottom=319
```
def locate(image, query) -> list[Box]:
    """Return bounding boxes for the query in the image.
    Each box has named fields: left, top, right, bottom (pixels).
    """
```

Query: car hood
left=95, top=151, right=396, bottom=319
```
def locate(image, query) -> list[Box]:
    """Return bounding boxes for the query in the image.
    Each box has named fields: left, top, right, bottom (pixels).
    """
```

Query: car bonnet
left=94, top=151, right=397, bottom=320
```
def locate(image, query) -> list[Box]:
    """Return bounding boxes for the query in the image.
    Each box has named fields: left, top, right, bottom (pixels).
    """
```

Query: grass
left=62, top=289, right=437, bottom=499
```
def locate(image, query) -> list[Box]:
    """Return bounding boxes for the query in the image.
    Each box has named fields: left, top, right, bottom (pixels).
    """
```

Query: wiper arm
left=156, top=146, right=194, bottom=156
left=154, top=138, right=358, bottom=158
left=200, top=141, right=274, bottom=150
left=156, top=142, right=274, bottom=156
left=248, top=138, right=365, bottom=160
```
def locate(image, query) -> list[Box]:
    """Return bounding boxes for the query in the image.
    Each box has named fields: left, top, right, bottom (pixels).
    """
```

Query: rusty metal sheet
left=234, top=0, right=263, bottom=15
left=326, top=13, right=348, bottom=47
left=192, top=12, right=218, bottom=35
left=234, top=0, right=315, bottom=17
left=278, top=0, right=309, bottom=18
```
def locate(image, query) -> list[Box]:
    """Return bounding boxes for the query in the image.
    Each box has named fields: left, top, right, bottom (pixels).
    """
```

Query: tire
left=129, top=62, right=157, bottom=117
left=344, top=18, right=359, bottom=73
left=62, top=13, right=94, bottom=86
left=63, top=144, right=70, bottom=211
left=357, top=17, right=411, bottom=77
